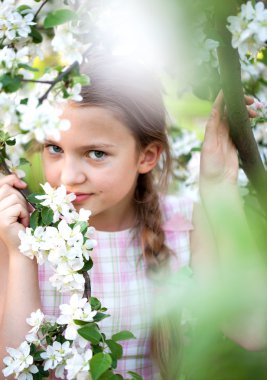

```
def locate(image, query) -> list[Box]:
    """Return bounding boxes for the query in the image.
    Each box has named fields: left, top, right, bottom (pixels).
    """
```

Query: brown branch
left=214, top=1, right=267, bottom=216
left=82, top=271, right=91, bottom=300
left=38, top=61, right=79, bottom=104
left=34, top=0, right=49, bottom=21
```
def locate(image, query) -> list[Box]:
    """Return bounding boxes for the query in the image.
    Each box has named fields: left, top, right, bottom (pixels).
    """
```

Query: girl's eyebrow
left=44, top=139, right=116, bottom=149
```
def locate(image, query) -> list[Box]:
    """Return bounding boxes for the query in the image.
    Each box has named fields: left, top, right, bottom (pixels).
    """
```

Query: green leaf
left=90, top=353, right=112, bottom=380
left=73, top=74, right=90, bottom=86
left=6, top=138, right=16, bottom=146
left=19, top=157, right=30, bottom=166
left=30, top=210, right=41, bottom=229
left=93, top=312, right=110, bottom=323
left=98, top=371, right=123, bottom=380
left=79, top=221, right=88, bottom=232
left=29, top=26, right=43, bottom=43
left=111, top=331, right=136, bottom=342
left=17, top=5, right=32, bottom=14
left=127, top=371, right=143, bottom=380
left=106, top=339, right=123, bottom=359
left=73, top=319, right=88, bottom=326
left=90, top=297, right=101, bottom=310
left=0, top=74, right=22, bottom=93
left=33, top=350, right=45, bottom=361
left=27, top=193, right=43, bottom=204
left=41, top=207, right=54, bottom=226
left=78, top=324, right=102, bottom=345
left=18, top=63, right=39, bottom=72
left=79, top=257, right=93, bottom=273
left=44, top=9, right=77, bottom=29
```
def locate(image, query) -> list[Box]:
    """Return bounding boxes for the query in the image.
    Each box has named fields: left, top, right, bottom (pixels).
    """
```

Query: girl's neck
left=90, top=204, right=137, bottom=232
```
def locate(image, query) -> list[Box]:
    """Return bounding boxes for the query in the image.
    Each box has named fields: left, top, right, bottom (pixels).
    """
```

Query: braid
left=134, top=172, right=173, bottom=270
left=135, top=172, right=184, bottom=378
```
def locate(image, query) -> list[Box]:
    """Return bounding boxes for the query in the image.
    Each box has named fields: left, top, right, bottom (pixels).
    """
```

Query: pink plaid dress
left=38, top=195, right=193, bottom=379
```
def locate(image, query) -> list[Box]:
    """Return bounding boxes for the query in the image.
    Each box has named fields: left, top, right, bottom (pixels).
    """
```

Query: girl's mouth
left=72, top=193, right=92, bottom=204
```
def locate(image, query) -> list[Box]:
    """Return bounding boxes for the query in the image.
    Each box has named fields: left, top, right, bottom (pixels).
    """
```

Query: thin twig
left=38, top=61, right=79, bottom=104
left=34, top=0, right=49, bottom=21
left=22, top=79, right=54, bottom=85
left=82, top=271, right=91, bottom=301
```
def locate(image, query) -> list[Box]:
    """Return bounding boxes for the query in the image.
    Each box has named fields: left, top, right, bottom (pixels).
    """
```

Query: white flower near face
left=5, top=156, right=26, bottom=178
left=51, top=23, right=84, bottom=65
left=5, top=11, right=35, bottom=40
left=36, top=183, right=76, bottom=222
left=26, top=309, right=45, bottom=334
left=0, top=92, right=19, bottom=128
left=17, top=98, right=71, bottom=144
left=3, top=341, right=36, bottom=378
left=0, top=45, right=29, bottom=71
left=40, top=341, right=72, bottom=371
left=58, top=220, right=84, bottom=247
left=65, top=348, right=92, bottom=380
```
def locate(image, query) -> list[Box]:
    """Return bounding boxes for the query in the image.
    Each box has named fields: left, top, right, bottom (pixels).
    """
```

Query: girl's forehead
left=58, top=104, right=136, bottom=146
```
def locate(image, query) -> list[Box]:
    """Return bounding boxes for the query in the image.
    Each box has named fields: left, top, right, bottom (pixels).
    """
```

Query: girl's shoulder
left=160, top=194, right=194, bottom=233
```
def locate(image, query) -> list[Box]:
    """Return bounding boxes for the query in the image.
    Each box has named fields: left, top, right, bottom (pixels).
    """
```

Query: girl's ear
left=138, top=143, right=163, bottom=174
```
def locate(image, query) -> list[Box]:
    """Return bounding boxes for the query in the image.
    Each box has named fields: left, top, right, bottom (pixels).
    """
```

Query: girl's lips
left=72, top=193, right=92, bottom=203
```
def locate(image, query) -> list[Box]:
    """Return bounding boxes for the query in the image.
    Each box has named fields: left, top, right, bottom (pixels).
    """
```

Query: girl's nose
left=60, top=158, right=87, bottom=186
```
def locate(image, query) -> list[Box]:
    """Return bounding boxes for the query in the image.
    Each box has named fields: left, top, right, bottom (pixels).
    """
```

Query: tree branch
left=38, top=61, right=79, bottom=104
left=214, top=1, right=267, bottom=216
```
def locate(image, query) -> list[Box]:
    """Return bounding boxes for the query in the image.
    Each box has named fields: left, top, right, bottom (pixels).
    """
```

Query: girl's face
left=42, top=105, right=159, bottom=231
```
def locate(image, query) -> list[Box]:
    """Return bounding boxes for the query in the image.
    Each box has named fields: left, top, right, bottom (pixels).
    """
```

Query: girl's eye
left=45, top=144, right=63, bottom=154
left=88, top=150, right=106, bottom=161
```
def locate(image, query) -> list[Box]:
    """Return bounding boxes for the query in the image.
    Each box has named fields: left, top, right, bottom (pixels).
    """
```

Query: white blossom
left=65, top=348, right=92, bottom=380
left=3, top=341, right=36, bottom=378
left=5, top=156, right=26, bottom=178
left=5, top=11, right=35, bottom=41
left=26, top=309, right=45, bottom=334
left=49, top=270, right=85, bottom=293
left=0, top=45, right=29, bottom=72
left=227, top=1, right=267, bottom=59
left=17, top=98, right=71, bottom=144
left=36, top=183, right=76, bottom=222
left=57, top=294, right=97, bottom=340
left=40, top=341, right=72, bottom=371
left=18, top=226, right=52, bottom=263
left=51, top=23, right=85, bottom=65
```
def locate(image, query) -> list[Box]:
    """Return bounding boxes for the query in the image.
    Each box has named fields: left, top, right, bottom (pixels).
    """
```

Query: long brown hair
left=75, top=51, right=180, bottom=378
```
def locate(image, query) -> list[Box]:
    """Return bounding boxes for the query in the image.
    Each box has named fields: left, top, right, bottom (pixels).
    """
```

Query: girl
left=0, top=52, right=263, bottom=379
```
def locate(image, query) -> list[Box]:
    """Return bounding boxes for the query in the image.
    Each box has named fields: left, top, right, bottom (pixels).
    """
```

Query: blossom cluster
left=0, top=0, right=89, bottom=179
left=3, top=182, right=138, bottom=379
left=3, top=295, right=96, bottom=380
left=19, top=183, right=97, bottom=293
left=227, top=1, right=267, bottom=60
